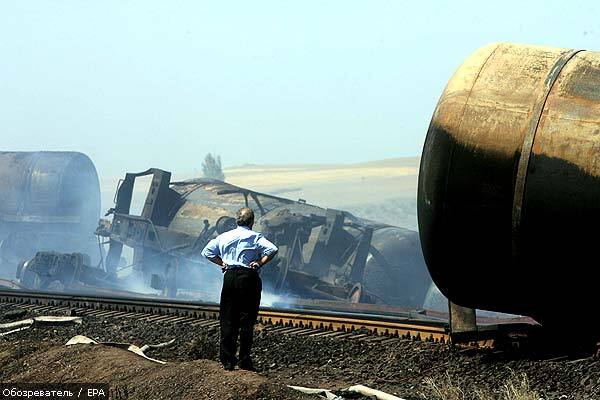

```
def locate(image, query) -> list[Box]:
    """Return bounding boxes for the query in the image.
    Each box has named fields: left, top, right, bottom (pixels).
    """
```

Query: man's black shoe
left=223, top=362, right=235, bottom=371
left=238, top=361, right=256, bottom=371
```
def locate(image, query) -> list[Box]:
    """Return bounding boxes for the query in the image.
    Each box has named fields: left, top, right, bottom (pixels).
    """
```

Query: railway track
left=0, top=289, right=529, bottom=346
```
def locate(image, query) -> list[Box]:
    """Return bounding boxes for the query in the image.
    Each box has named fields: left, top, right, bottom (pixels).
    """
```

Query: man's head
left=236, top=207, right=255, bottom=228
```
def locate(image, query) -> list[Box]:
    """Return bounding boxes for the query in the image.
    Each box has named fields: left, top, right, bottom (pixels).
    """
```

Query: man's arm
left=201, top=238, right=227, bottom=272
left=249, top=252, right=277, bottom=269
left=209, top=255, right=228, bottom=273
left=250, top=237, right=278, bottom=270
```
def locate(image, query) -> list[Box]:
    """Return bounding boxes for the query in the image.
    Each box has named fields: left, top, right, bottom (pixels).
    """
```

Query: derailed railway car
left=98, top=168, right=432, bottom=307
left=0, top=151, right=100, bottom=279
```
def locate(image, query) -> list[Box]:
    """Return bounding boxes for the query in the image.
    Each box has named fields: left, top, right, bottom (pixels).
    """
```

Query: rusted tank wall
left=418, top=42, right=600, bottom=326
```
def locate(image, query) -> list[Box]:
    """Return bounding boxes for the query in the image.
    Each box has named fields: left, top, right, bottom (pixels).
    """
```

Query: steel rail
left=0, top=289, right=450, bottom=343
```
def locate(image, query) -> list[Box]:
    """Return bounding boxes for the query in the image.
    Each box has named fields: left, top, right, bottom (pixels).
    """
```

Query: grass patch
left=421, top=371, right=539, bottom=400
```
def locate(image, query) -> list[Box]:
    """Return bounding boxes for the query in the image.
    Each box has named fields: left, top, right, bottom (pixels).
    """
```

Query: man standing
left=201, top=207, right=278, bottom=371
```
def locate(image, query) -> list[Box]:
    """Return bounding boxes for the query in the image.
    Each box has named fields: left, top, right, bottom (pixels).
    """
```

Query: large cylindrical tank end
left=418, top=42, right=600, bottom=328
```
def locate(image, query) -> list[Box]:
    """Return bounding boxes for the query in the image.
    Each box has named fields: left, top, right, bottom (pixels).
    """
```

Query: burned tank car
left=0, top=152, right=101, bottom=278
left=101, top=169, right=431, bottom=307
left=418, top=42, right=600, bottom=331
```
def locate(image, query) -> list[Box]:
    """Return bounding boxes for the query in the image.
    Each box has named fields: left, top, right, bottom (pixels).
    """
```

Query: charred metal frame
left=102, top=169, right=186, bottom=276
left=97, top=168, right=384, bottom=303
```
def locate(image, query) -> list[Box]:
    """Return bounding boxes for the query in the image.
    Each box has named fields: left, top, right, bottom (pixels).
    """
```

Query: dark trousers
left=219, top=268, right=262, bottom=366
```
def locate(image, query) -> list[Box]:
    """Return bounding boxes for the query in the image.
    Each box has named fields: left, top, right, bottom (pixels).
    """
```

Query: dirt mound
left=2, top=303, right=600, bottom=399
left=2, top=344, right=306, bottom=400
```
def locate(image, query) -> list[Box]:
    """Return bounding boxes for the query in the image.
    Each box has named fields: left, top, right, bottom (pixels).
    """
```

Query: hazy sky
left=1, top=1, right=598, bottom=178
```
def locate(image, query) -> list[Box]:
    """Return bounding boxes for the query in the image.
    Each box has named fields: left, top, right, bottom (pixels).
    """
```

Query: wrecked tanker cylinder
left=0, top=152, right=101, bottom=278
left=98, top=168, right=432, bottom=308
left=418, top=42, right=600, bottom=331
left=17, top=252, right=104, bottom=291
left=16, top=251, right=154, bottom=296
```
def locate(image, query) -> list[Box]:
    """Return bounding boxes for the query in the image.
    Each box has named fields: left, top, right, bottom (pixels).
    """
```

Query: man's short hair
left=236, top=207, right=255, bottom=227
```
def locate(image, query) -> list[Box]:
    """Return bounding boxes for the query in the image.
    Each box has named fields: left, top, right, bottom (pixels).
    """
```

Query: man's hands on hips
left=210, top=252, right=278, bottom=272
left=207, top=256, right=227, bottom=273
left=250, top=252, right=277, bottom=270
left=249, top=261, right=261, bottom=270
